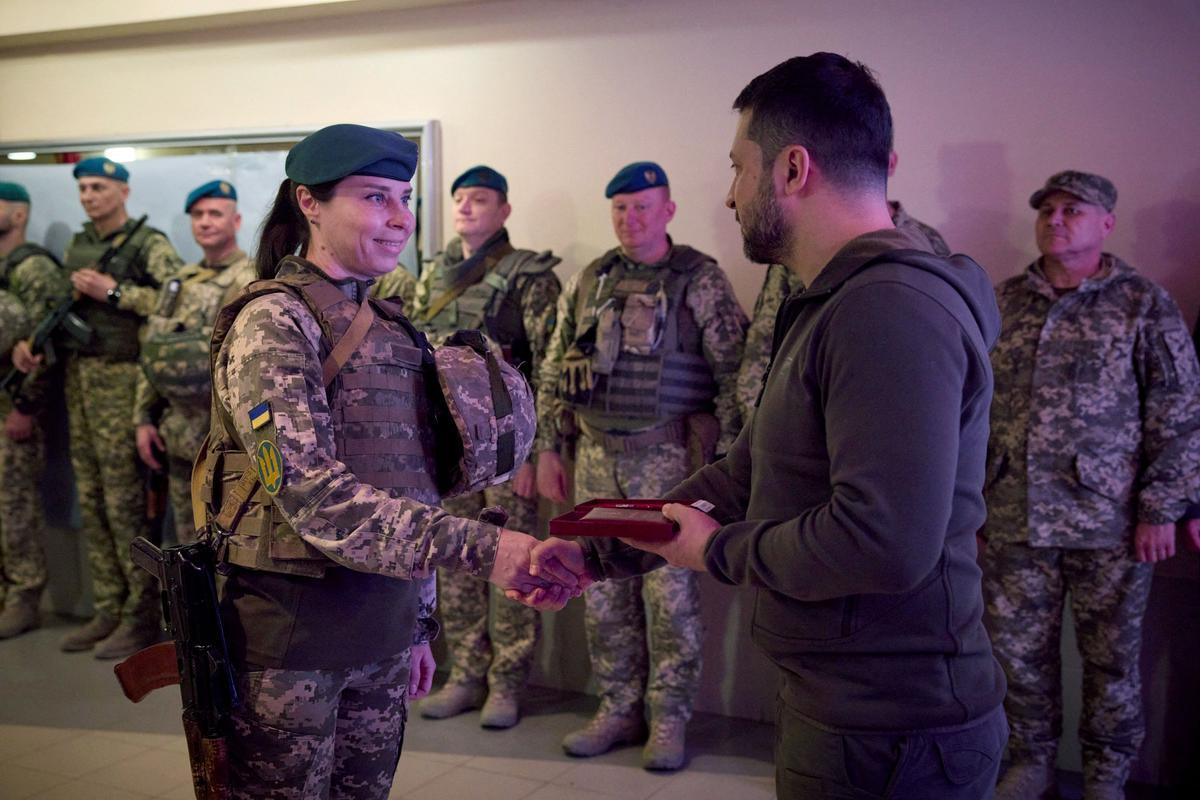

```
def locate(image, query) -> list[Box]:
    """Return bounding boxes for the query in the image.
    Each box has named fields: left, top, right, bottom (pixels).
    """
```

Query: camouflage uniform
left=734, top=202, right=948, bottom=418
left=61, top=219, right=183, bottom=629
left=133, top=249, right=254, bottom=543
left=537, top=243, right=747, bottom=728
left=211, top=257, right=502, bottom=798
left=982, top=254, right=1200, bottom=787
left=0, top=246, right=66, bottom=619
left=369, top=265, right=418, bottom=310
left=412, top=230, right=560, bottom=700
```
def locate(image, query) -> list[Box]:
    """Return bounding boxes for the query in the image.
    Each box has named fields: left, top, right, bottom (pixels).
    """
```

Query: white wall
left=3, top=0, right=1199, bottom=729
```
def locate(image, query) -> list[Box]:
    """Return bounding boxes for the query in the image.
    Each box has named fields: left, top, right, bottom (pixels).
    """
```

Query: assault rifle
left=114, top=537, right=237, bottom=800
left=0, top=214, right=148, bottom=402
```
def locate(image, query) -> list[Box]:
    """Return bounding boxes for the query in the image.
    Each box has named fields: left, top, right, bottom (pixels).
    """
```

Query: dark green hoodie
left=587, top=228, right=1006, bottom=732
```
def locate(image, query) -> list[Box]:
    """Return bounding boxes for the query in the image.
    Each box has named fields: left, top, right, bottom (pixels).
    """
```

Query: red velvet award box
left=548, top=499, right=677, bottom=542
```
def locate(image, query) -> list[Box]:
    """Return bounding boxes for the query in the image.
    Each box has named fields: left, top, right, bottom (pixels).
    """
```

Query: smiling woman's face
left=302, top=174, right=415, bottom=280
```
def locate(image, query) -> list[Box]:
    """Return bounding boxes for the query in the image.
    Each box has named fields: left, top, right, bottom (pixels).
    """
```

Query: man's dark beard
left=741, top=174, right=789, bottom=265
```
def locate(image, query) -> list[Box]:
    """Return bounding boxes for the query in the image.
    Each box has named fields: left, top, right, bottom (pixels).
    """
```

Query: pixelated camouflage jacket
left=983, top=254, right=1200, bottom=547
left=212, top=257, right=502, bottom=584
left=536, top=243, right=747, bottom=454
left=0, top=246, right=69, bottom=414
left=134, top=249, right=254, bottom=427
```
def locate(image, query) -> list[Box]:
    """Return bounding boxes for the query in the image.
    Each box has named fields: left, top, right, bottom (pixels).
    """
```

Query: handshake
left=487, top=532, right=592, bottom=611
left=484, top=501, right=724, bottom=610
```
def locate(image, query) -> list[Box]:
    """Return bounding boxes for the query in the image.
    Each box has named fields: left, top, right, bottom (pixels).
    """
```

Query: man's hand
left=407, top=642, right=436, bottom=699
left=489, top=529, right=582, bottom=610
left=1134, top=521, right=1176, bottom=563
left=11, top=340, right=42, bottom=374
left=536, top=450, right=569, bottom=503
left=136, top=424, right=165, bottom=470
left=1180, top=519, right=1200, bottom=553
left=618, top=502, right=720, bottom=572
left=512, top=462, right=536, bottom=499
left=70, top=268, right=116, bottom=302
left=4, top=409, right=34, bottom=442
left=505, top=537, right=594, bottom=606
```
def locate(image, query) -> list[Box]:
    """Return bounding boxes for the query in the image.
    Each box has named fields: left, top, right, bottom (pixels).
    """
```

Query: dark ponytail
left=255, top=178, right=338, bottom=279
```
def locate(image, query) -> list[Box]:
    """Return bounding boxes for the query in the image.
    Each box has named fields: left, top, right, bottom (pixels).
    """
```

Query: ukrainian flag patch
left=249, top=401, right=271, bottom=431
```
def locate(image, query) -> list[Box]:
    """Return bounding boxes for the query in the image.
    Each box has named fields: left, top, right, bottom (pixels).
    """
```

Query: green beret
left=286, top=124, right=418, bottom=186
left=185, top=179, right=238, bottom=213
left=1030, top=170, right=1117, bottom=212
left=451, top=165, right=507, bottom=196
left=605, top=161, right=668, bottom=198
left=73, top=157, right=129, bottom=183
left=0, top=182, right=30, bottom=203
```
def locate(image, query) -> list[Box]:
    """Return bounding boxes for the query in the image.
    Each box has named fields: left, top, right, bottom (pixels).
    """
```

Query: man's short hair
left=733, top=52, right=892, bottom=191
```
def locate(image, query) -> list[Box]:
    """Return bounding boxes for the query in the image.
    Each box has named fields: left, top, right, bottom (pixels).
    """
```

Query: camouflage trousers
left=0, top=412, right=47, bottom=606
left=982, top=541, right=1153, bottom=786
left=438, top=478, right=542, bottom=692
left=65, top=357, right=156, bottom=625
left=229, top=648, right=412, bottom=800
left=159, top=404, right=210, bottom=545
left=575, top=434, right=703, bottom=723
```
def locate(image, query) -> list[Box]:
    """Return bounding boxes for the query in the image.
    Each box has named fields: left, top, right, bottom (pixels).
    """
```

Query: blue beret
left=286, top=124, right=418, bottom=186
left=73, top=157, right=129, bottom=183
left=451, top=165, right=508, bottom=196
left=0, top=182, right=30, bottom=203
left=605, top=161, right=668, bottom=198
left=185, top=180, right=238, bottom=212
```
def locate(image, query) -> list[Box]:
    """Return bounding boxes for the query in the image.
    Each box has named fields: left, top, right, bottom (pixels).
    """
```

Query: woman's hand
left=408, top=642, right=436, bottom=699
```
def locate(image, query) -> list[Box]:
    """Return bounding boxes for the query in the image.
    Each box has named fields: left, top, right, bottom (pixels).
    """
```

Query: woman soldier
left=204, top=124, right=578, bottom=798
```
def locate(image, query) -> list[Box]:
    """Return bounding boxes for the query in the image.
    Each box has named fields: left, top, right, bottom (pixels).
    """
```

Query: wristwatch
left=106, top=284, right=123, bottom=306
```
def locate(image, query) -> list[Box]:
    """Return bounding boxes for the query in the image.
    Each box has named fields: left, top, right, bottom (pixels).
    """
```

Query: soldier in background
left=370, top=259, right=418, bottom=308
left=983, top=171, right=1200, bottom=800
left=536, top=162, right=747, bottom=769
left=0, top=182, right=70, bottom=639
left=734, top=150, right=948, bottom=418
left=14, top=157, right=183, bottom=658
left=134, top=180, right=254, bottom=544
left=414, top=165, right=561, bottom=729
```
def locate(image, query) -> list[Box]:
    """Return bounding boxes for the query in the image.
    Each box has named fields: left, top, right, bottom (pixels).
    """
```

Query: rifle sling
left=419, top=251, right=504, bottom=324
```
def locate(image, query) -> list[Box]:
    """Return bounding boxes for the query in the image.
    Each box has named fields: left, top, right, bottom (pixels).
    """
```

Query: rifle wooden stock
left=183, top=716, right=232, bottom=800
left=114, top=641, right=180, bottom=703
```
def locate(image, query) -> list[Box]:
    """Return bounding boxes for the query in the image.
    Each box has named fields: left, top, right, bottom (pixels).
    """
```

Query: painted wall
left=3, top=0, right=1199, bottom=771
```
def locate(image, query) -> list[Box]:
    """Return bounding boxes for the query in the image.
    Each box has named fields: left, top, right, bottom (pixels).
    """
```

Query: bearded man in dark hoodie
left=518, top=53, right=1009, bottom=799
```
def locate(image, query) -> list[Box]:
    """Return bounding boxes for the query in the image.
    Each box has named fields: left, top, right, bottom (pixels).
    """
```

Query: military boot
left=996, top=762, right=1057, bottom=800
left=93, top=620, right=162, bottom=660
left=418, top=683, right=486, bottom=719
left=642, top=717, right=687, bottom=771
left=0, top=597, right=40, bottom=639
left=1083, top=782, right=1125, bottom=800
left=59, top=614, right=119, bottom=652
left=562, top=708, right=647, bottom=757
left=479, top=689, right=521, bottom=729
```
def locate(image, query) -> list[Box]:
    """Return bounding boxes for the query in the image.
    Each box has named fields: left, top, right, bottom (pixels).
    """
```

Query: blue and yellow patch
left=249, top=402, right=271, bottom=431
left=256, top=440, right=284, bottom=495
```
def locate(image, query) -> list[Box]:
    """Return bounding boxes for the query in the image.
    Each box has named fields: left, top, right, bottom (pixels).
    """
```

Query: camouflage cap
left=286, top=124, right=418, bottom=186
left=185, top=179, right=237, bottom=212
left=0, top=182, right=30, bottom=203
left=1029, top=170, right=1117, bottom=212
left=605, top=161, right=669, bottom=198
left=72, top=156, right=129, bottom=183
left=451, top=165, right=507, bottom=196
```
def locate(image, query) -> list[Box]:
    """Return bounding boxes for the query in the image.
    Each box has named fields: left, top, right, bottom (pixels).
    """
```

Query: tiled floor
left=1, top=616, right=776, bottom=799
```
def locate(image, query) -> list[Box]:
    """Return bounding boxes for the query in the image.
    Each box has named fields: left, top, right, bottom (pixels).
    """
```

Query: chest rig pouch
left=140, top=268, right=227, bottom=405
left=559, top=248, right=717, bottom=421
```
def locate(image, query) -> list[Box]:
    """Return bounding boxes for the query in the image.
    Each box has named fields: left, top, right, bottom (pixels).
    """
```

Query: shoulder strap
left=6, top=242, right=63, bottom=270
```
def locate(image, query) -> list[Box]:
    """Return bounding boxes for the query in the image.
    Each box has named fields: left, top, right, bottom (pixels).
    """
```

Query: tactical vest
left=423, top=243, right=559, bottom=378
left=0, top=243, right=62, bottom=291
left=202, top=263, right=440, bottom=579
left=140, top=260, right=246, bottom=407
left=62, top=221, right=160, bottom=361
left=562, top=246, right=717, bottom=423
